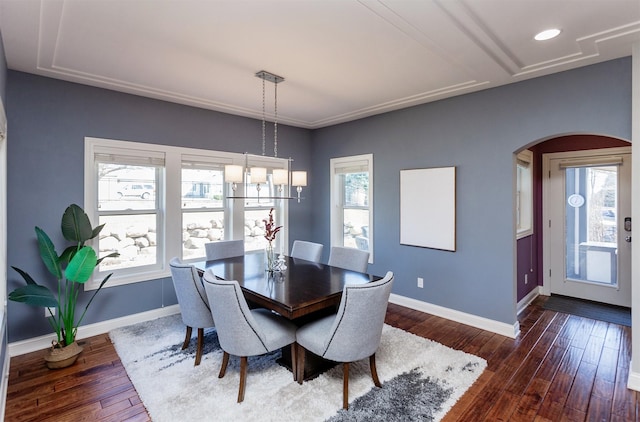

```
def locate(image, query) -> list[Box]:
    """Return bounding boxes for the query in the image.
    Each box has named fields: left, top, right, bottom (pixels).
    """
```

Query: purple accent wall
left=516, top=135, right=630, bottom=302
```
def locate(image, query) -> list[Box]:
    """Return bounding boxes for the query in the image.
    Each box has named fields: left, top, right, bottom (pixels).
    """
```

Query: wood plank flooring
left=5, top=295, right=638, bottom=421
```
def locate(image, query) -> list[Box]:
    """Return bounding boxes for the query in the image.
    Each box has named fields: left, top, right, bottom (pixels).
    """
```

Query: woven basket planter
left=44, top=341, right=83, bottom=369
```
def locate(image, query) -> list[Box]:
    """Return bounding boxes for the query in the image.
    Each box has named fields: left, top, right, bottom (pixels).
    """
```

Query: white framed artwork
left=400, top=166, right=456, bottom=251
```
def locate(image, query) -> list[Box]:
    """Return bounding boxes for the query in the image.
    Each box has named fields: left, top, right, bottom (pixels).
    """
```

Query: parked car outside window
left=117, top=184, right=155, bottom=199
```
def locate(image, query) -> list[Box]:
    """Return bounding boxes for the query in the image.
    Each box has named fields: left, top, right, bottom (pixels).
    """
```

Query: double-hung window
left=330, top=154, right=373, bottom=261
left=88, top=142, right=165, bottom=287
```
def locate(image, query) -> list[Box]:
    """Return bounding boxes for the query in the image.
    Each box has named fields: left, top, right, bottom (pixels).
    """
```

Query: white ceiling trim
left=1, top=0, right=638, bottom=129
left=310, top=79, right=490, bottom=128
left=516, top=22, right=640, bottom=77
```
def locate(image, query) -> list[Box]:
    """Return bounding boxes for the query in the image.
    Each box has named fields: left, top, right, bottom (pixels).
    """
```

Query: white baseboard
left=8, top=304, right=181, bottom=357
left=389, top=293, right=519, bottom=338
left=10, top=294, right=522, bottom=355
left=517, top=286, right=542, bottom=315
left=628, top=368, right=640, bottom=391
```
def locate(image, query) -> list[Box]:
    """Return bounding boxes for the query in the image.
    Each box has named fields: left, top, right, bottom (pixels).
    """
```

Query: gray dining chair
left=328, top=246, right=370, bottom=273
left=169, top=257, right=215, bottom=366
left=202, top=269, right=298, bottom=403
left=205, top=239, right=244, bottom=260
left=295, top=271, right=394, bottom=409
left=290, top=240, right=323, bottom=263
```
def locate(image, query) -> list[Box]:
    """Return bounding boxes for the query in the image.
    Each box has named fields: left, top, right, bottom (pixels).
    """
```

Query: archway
left=515, top=134, right=631, bottom=311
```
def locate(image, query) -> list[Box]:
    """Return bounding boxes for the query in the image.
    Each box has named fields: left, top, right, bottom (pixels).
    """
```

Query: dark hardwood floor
left=5, top=296, right=638, bottom=421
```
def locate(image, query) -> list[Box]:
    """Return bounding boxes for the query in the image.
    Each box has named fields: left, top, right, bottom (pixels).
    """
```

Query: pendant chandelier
left=224, top=70, right=307, bottom=202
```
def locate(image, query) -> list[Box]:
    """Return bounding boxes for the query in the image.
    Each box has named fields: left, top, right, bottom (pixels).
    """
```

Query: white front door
left=544, top=147, right=632, bottom=307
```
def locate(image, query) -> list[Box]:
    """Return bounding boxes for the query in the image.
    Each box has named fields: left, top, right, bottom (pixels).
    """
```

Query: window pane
left=343, top=172, right=369, bottom=207
left=98, top=164, right=157, bottom=211
left=182, top=211, right=225, bottom=260
left=98, top=214, right=157, bottom=271
left=181, top=168, right=224, bottom=209
left=343, top=209, right=369, bottom=250
left=244, top=208, right=279, bottom=252
left=244, top=174, right=277, bottom=208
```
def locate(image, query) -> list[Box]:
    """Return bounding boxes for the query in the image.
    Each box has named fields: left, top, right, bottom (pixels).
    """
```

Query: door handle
left=625, top=236, right=631, bottom=243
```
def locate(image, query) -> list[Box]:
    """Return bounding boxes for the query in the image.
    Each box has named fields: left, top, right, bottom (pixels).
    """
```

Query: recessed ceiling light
left=534, top=29, right=561, bottom=41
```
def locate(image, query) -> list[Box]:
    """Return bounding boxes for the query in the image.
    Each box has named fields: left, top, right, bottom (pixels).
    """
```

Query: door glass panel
left=564, top=166, right=617, bottom=286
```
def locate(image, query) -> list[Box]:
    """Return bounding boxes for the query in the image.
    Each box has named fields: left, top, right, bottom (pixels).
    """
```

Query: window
left=181, top=156, right=225, bottom=260
left=516, top=149, right=533, bottom=239
left=330, top=154, right=373, bottom=262
left=85, top=137, right=288, bottom=289
left=242, top=156, right=288, bottom=253
left=92, top=147, right=165, bottom=281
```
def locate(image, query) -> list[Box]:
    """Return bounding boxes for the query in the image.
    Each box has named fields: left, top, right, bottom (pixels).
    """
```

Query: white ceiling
left=1, top=0, right=639, bottom=129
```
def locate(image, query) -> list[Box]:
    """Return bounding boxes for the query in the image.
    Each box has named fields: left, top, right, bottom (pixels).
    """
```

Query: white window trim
left=84, top=137, right=289, bottom=289
left=330, top=153, right=373, bottom=263
left=516, top=149, right=534, bottom=239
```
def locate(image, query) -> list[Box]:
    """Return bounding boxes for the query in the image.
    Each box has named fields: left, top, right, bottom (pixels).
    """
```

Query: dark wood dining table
left=194, top=251, right=381, bottom=320
left=194, top=251, right=382, bottom=380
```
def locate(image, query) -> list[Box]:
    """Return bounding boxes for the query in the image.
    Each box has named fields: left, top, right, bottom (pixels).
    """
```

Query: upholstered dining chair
left=295, top=271, right=394, bottom=409
left=290, top=240, right=323, bottom=263
left=202, top=270, right=298, bottom=403
left=205, top=239, right=244, bottom=260
left=169, top=257, right=215, bottom=366
left=328, top=246, right=370, bottom=273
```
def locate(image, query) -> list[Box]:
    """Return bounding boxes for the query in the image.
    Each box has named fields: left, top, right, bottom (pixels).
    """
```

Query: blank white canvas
left=400, top=167, right=456, bottom=251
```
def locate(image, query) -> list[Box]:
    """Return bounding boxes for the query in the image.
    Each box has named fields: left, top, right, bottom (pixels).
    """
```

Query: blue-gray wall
left=5, top=57, right=632, bottom=342
left=6, top=71, right=313, bottom=342
left=310, top=58, right=632, bottom=325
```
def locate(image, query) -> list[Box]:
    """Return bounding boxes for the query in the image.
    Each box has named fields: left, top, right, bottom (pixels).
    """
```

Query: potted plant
left=8, top=204, right=117, bottom=368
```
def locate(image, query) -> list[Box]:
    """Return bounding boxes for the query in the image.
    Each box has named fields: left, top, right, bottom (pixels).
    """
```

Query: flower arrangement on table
left=263, top=208, right=282, bottom=272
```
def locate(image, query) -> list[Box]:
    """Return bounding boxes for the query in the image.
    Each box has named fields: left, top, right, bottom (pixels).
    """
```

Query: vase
left=265, top=243, right=276, bottom=272
left=44, top=340, right=83, bottom=369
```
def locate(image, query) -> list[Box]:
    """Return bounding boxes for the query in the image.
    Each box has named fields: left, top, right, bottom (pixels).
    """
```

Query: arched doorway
left=516, top=134, right=631, bottom=310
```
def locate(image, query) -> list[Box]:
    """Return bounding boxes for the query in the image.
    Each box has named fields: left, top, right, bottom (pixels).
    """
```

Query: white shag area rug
left=110, top=314, right=486, bottom=422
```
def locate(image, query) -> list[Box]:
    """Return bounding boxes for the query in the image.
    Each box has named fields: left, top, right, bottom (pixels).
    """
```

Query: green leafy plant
left=8, top=204, right=117, bottom=347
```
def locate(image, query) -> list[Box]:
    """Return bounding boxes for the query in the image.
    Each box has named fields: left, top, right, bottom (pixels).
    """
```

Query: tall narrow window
left=516, top=149, right=533, bottom=238
left=181, top=157, right=225, bottom=260
left=330, top=154, right=373, bottom=261
left=242, top=156, right=287, bottom=253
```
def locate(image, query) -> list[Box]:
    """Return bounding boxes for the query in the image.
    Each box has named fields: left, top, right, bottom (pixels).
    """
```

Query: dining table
left=194, top=251, right=381, bottom=319
left=194, top=250, right=382, bottom=379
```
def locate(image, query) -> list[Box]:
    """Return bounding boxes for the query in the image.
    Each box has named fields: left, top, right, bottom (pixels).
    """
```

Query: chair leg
left=238, top=356, right=248, bottom=403
left=194, top=328, right=204, bottom=366
left=219, top=351, right=230, bottom=378
left=343, top=362, right=350, bottom=410
left=290, top=343, right=297, bottom=382
left=369, top=354, right=382, bottom=387
left=182, top=326, right=192, bottom=350
left=296, top=344, right=305, bottom=384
